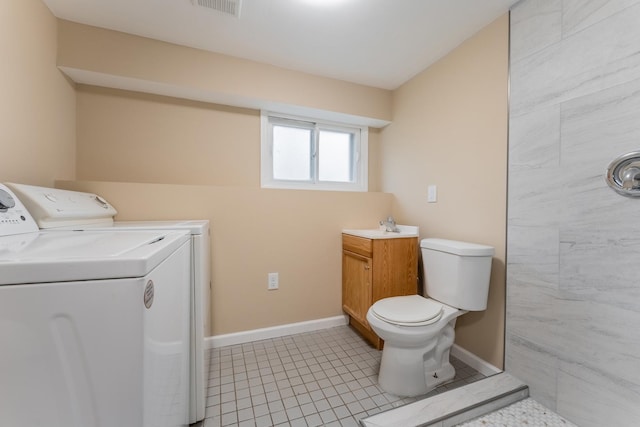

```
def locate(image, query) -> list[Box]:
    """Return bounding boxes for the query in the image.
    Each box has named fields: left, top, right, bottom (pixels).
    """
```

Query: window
left=261, top=112, right=368, bottom=191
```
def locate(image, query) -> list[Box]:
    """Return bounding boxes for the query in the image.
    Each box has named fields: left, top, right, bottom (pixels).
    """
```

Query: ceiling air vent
left=192, top=0, right=242, bottom=18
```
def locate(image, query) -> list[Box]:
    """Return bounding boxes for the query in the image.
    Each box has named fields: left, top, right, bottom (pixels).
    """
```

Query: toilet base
left=378, top=343, right=438, bottom=397
left=378, top=349, right=456, bottom=397
left=376, top=321, right=458, bottom=397
left=425, top=361, right=455, bottom=391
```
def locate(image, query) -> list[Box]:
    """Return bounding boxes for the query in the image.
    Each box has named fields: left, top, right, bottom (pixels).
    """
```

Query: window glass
left=273, top=125, right=312, bottom=181
left=261, top=112, right=368, bottom=192
left=318, top=130, right=353, bottom=183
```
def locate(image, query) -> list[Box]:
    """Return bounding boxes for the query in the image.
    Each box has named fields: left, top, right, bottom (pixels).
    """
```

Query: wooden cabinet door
left=371, top=238, right=418, bottom=302
left=342, top=250, right=372, bottom=326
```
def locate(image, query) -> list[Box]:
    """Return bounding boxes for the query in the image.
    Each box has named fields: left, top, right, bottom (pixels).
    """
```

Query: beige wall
left=70, top=85, right=391, bottom=335
left=0, top=0, right=76, bottom=186
left=380, top=15, right=509, bottom=368
left=58, top=180, right=393, bottom=335
left=76, top=86, right=260, bottom=186
left=76, top=85, right=382, bottom=191
left=57, top=20, right=392, bottom=125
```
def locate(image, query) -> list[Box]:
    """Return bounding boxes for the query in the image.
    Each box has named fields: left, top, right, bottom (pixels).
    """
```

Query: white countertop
left=342, top=225, right=419, bottom=239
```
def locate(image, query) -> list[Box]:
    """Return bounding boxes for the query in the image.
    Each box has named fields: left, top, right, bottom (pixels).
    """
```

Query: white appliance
left=0, top=184, right=191, bottom=427
left=6, top=182, right=211, bottom=423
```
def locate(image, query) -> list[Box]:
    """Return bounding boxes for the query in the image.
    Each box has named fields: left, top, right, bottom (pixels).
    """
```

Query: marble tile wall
left=507, top=1, right=640, bottom=425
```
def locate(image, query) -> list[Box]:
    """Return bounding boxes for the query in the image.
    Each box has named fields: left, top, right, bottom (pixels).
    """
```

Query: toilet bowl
left=366, top=295, right=465, bottom=397
left=366, top=238, right=494, bottom=397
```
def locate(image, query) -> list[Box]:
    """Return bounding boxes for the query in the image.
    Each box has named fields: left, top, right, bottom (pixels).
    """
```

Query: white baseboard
left=205, top=317, right=503, bottom=378
left=451, top=344, right=502, bottom=377
left=205, top=315, right=349, bottom=349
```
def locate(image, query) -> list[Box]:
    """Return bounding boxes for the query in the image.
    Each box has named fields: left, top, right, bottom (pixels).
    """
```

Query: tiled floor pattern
left=457, top=397, right=577, bottom=427
left=201, top=325, right=485, bottom=427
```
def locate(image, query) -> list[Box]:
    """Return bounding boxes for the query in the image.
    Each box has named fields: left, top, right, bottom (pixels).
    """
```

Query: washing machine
left=6, top=182, right=211, bottom=423
left=0, top=184, right=191, bottom=427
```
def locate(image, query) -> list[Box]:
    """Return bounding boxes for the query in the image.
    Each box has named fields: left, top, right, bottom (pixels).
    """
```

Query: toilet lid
left=371, top=295, right=444, bottom=326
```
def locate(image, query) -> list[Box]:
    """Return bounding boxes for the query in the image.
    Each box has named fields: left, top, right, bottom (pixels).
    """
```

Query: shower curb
left=360, top=372, right=528, bottom=427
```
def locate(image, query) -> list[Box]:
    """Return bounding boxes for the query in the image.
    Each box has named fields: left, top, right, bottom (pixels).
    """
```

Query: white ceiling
left=42, top=0, right=517, bottom=90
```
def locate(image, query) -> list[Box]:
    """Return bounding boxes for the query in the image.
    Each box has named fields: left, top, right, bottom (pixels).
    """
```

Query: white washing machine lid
left=371, top=295, right=444, bottom=326
left=0, top=229, right=190, bottom=285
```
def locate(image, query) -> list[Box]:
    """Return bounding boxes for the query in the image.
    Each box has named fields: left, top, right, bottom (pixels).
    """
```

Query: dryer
left=6, top=183, right=211, bottom=423
left=77, top=220, right=210, bottom=424
left=0, top=184, right=191, bottom=427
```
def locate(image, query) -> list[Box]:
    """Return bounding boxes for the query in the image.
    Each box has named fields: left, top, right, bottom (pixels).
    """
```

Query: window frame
left=260, top=111, right=368, bottom=192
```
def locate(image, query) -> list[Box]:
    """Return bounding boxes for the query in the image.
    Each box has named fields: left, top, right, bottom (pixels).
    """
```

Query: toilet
left=366, top=238, right=494, bottom=397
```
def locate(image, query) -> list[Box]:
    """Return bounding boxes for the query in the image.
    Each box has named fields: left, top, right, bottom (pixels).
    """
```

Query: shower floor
left=458, top=397, right=577, bottom=426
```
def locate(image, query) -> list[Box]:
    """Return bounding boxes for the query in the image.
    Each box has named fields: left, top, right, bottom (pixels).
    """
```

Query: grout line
left=203, top=325, right=488, bottom=427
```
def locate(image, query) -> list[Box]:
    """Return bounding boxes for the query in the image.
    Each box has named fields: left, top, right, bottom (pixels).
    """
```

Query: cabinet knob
left=364, top=265, right=370, bottom=270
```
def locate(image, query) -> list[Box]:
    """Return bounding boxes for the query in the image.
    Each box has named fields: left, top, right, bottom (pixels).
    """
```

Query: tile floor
left=199, top=325, right=485, bottom=427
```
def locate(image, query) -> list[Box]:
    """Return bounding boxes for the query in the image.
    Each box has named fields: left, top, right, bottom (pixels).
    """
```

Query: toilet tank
left=421, top=238, right=494, bottom=311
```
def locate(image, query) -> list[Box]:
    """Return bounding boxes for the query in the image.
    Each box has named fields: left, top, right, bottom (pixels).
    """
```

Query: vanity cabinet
left=342, top=233, right=418, bottom=349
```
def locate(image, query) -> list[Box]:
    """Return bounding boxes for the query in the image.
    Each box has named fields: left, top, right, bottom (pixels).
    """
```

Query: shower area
left=506, top=0, right=640, bottom=426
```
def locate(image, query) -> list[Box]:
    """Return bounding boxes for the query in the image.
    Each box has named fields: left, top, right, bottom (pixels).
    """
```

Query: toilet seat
left=371, top=295, right=444, bottom=327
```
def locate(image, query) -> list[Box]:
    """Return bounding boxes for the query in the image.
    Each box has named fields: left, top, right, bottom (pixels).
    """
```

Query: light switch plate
left=428, top=185, right=437, bottom=203
left=268, top=272, right=279, bottom=290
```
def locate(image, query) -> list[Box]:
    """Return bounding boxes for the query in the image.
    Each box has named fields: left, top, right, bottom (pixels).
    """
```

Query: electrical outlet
left=268, top=272, right=279, bottom=290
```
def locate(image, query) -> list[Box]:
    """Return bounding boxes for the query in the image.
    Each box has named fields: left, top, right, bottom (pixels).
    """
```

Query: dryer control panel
left=0, top=184, right=39, bottom=236
left=5, top=183, right=118, bottom=229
